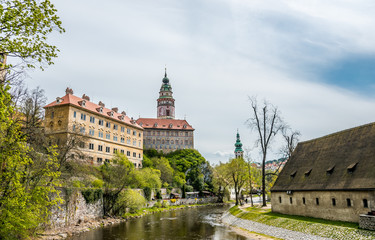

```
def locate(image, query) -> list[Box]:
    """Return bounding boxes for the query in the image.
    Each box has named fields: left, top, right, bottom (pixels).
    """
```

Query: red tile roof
left=136, top=118, right=194, bottom=130
left=44, top=94, right=143, bottom=129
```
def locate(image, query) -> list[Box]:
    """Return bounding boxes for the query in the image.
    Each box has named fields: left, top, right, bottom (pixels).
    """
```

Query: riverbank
left=224, top=205, right=375, bottom=240
left=38, top=202, right=229, bottom=239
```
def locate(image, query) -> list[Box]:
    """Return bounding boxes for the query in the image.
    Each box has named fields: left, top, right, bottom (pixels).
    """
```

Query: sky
left=21, top=0, right=375, bottom=165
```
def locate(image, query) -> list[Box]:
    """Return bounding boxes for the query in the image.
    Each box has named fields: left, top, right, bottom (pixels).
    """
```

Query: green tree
left=153, top=157, right=174, bottom=185
left=0, top=0, right=65, bottom=73
left=227, top=157, right=248, bottom=205
left=0, top=85, right=61, bottom=239
left=101, top=153, right=134, bottom=216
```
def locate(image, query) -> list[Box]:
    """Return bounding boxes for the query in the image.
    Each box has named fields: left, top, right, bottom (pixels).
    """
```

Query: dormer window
left=154, top=123, right=158, bottom=127
left=183, top=124, right=187, bottom=129
left=78, top=100, right=86, bottom=107
left=169, top=124, right=173, bottom=128
left=304, top=169, right=312, bottom=177
left=290, top=171, right=297, bottom=178
left=56, top=97, right=62, bottom=103
left=96, top=107, right=103, bottom=113
left=326, top=166, right=335, bottom=175
left=347, top=162, right=358, bottom=173
left=108, top=111, right=114, bottom=117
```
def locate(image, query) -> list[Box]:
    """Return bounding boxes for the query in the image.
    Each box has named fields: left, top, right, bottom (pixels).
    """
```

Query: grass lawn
left=229, top=206, right=375, bottom=240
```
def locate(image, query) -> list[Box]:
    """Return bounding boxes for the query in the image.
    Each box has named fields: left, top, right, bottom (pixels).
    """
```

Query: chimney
left=98, top=101, right=105, bottom=107
left=82, top=94, right=90, bottom=101
left=65, top=87, right=74, bottom=95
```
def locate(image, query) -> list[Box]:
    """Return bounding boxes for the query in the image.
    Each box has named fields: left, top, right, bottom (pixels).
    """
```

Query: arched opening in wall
left=166, top=110, right=170, bottom=116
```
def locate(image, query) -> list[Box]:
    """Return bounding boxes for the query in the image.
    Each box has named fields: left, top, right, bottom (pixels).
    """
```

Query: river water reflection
left=69, top=205, right=252, bottom=240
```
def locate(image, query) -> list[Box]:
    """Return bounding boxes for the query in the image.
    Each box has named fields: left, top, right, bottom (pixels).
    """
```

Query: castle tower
left=157, top=68, right=175, bottom=119
left=234, top=130, right=244, bottom=158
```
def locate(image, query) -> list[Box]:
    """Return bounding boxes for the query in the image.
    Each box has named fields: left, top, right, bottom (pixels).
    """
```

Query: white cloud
left=23, top=0, right=375, bottom=164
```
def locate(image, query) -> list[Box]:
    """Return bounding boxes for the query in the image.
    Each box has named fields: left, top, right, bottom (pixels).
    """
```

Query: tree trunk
left=262, top=153, right=267, bottom=207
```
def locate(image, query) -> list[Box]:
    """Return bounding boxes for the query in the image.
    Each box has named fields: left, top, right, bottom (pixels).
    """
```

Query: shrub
left=91, top=179, right=104, bottom=188
left=170, top=199, right=176, bottom=204
left=72, top=180, right=85, bottom=188
left=154, top=200, right=162, bottom=208
left=116, top=189, right=146, bottom=214
left=162, top=200, right=170, bottom=208
left=81, top=189, right=103, bottom=204
left=143, top=187, right=151, bottom=201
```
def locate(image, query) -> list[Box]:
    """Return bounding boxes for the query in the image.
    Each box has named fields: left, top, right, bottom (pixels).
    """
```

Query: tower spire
left=165, top=66, right=167, bottom=78
left=234, top=130, right=244, bottom=158
left=157, top=68, right=175, bottom=119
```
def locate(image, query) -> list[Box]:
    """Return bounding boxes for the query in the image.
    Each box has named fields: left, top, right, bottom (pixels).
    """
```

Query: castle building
left=136, top=70, right=194, bottom=153
left=44, top=88, right=144, bottom=168
left=234, top=130, right=244, bottom=158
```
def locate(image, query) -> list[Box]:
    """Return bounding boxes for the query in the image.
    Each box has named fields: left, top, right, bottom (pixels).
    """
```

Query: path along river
left=68, top=205, right=254, bottom=240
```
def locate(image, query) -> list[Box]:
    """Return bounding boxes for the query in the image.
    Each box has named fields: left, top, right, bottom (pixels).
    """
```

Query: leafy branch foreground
left=229, top=206, right=375, bottom=240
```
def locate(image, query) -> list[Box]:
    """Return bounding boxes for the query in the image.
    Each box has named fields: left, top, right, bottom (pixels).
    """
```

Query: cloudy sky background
left=22, top=0, right=375, bottom=164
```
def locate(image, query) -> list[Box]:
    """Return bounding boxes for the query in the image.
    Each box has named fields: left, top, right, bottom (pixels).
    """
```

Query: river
left=68, top=205, right=252, bottom=240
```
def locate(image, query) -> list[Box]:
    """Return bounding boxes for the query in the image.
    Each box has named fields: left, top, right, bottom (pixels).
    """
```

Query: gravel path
left=221, top=212, right=332, bottom=240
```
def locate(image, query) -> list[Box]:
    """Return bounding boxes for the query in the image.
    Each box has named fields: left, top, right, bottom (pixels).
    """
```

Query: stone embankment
left=221, top=211, right=332, bottom=240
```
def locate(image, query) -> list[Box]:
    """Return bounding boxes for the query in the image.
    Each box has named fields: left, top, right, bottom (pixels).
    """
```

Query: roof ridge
left=300, top=122, right=375, bottom=145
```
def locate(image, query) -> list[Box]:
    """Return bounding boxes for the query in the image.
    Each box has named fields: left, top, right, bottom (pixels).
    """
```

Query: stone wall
left=359, top=214, right=375, bottom=230
left=271, top=190, right=375, bottom=222
left=47, top=188, right=103, bottom=229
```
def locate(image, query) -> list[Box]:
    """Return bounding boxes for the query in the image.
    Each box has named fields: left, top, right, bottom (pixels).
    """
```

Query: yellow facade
left=44, top=100, right=143, bottom=168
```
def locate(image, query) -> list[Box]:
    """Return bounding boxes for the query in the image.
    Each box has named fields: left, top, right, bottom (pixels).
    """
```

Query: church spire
left=234, top=130, right=244, bottom=158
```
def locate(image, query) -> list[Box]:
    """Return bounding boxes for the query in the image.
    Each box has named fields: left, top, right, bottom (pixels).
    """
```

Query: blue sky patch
left=319, top=55, right=375, bottom=95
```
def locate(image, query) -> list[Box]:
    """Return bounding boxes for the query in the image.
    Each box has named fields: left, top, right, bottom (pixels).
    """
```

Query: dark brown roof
left=136, top=118, right=194, bottom=130
left=271, top=122, right=375, bottom=192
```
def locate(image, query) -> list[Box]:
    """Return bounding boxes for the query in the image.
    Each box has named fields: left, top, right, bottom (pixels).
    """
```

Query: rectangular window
left=98, top=145, right=103, bottom=151
left=347, top=198, right=352, bottom=207
left=79, top=142, right=85, bottom=148
left=121, top=137, right=125, bottom=143
left=99, top=119, right=104, bottom=126
left=99, top=131, right=103, bottom=138
left=133, top=130, right=136, bottom=136
left=121, top=126, right=125, bottom=132
left=106, top=133, right=110, bottom=139
left=133, top=152, right=136, bottom=157
left=97, top=157, right=103, bottom=163
left=80, top=127, right=85, bottom=134
left=105, top=159, right=110, bottom=163
left=90, top=116, right=95, bottom=123
left=363, top=199, right=369, bottom=208
left=106, top=122, right=111, bottom=128
left=89, top=143, right=94, bottom=150
left=289, top=197, right=292, bottom=204
left=73, top=111, right=76, bottom=118
left=81, top=113, right=86, bottom=121
left=127, top=139, right=131, bottom=144
left=72, top=124, right=76, bottom=131
left=138, top=153, right=141, bottom=158
left=120, top=149, right=124, bottom=154
left=302, top=197, right=306, bottom=205
left=113, top=124, right=118, bottom=130
left=127, top=151, right=130, bottom=156
left=113, top=136, right=118, bottom=141
left=106, top=147, right=110, bottom=153
left=133, top=140, right=136, bottom=146
left=139, top=133, right=141, bottom=137
left=89, top=129, right=95, bottom=136
left=113, top=148, right=118, bottom=153
left=127, top=129, right=131, bottom=134
left=332, top=198, right=336, bottom=206
left=316, top=198, right=319, bottom=205
left=51, top=111, right=54, bottom=119
left=139, top=141, right=141, bottom=147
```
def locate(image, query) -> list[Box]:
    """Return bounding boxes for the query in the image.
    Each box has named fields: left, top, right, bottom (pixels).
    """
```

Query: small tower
left=157, top=68, right=175, bottom=119
left=234, top=130, right=244, bottom=158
